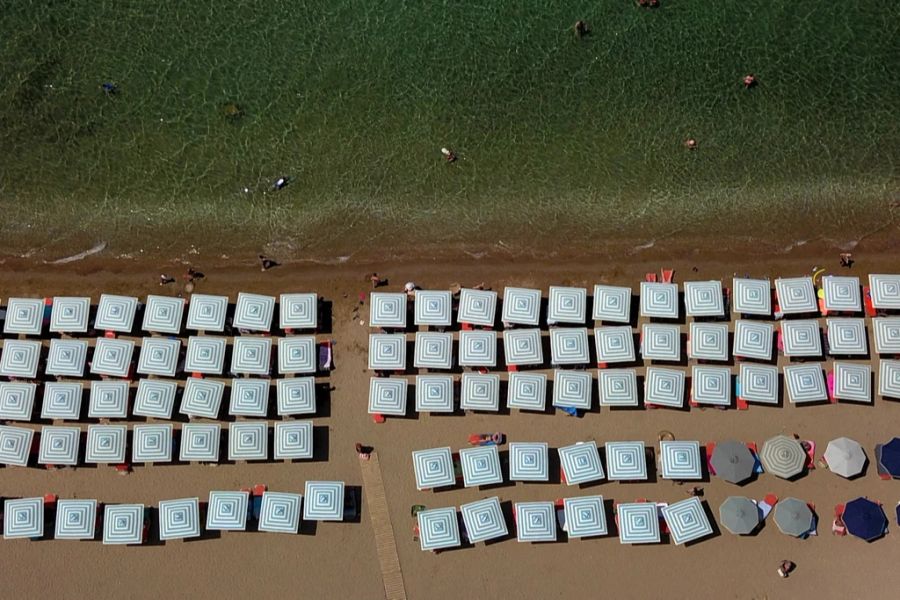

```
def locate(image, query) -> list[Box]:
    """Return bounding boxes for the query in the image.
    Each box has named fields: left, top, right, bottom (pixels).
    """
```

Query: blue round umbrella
left=880, top=438, right=900, bottom=477
left=843, top=497, right=887, bottom=542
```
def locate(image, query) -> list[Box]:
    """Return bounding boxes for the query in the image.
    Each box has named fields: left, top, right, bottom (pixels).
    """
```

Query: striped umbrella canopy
left=228, top=422, right=268, bottom=461
left=880, top=360, right=900, bottom=400
left=760, top=435, right=806, bottom=479
left=843, top=497, right=887, bottom=542
left=689, top=322, right=729, bottom=362
left=548, top=286, right=587, bottom=325
left=594, top=326, right=636, bottom=364
left=99, top=341, right=140, bottom=384
left=133, top=379, right=177, bottom=419
left=784, top=364, right=828, bottom=404
left=617, top=502, right=660, bottom=544
left=459, top=445, right=503, bottom=487
left=605, top=441, right=648, bottom=481
left=458, top=330, right=497, bottom=367
left=640, top=324, right=681, bottom=362
left=558, top=441, right=605, bottom=485
left=732, top=278, right=771, bottom=316
left=460, top=496, right=507, bottom=543
left=417, top=507, right=461, bottom=551
left=206, top=491, right=249, bottom=531
left=142, top=295, right=185, bottom=334
left=180, top=377, right=226, bottom=419
left=691, top=366, right=731, bottom=406
left=833, top=362, right=872, bottom=403
left=6, top=348, right=41, bottom=390
left=229, top=379, right=270, bottom=417
left=640, top=282, right=679, bottom=320
left=37, top=426, right=80, bottom=466
left=869, top=274, right=900, bottom=309
left=552, top=370, right=592, bottom=410
left=132, top=424, right=173, bottom=463
left=368, top=377, right=408, bottom=416
left=457, top=288, right=498, bottom=327
left=563, top=495, right=608, bottom=538
left=549, top=328, right=590, bottom=365
left=369, top=292, right=407, bottom=328
left=279, top=293, right=318, bottom=330
left=775, top=277, right=817, bottom=314
left=45, top=339, right=88, bottom=377
left=49, top=297, right=90, bottom=333
left=501, top=287, right=541, bottom=326
left=0, top=426, right=33, bottom=466
left=597, top=369, right=638, bottom=407
left=230, top=337, right=272, bottom=375
left=4, top=498, right=43, bottom=539
left=774, top=497, right=813, bottom=537
left=185, top=294, right=228, bottom=332
left=303, top=481, right=345, bottom=521
left=258, top=492, right=302, bottom=534
left=659, top=440, right=702, bottom=480
left=415, top=375, right=454, bottom=413
left=179, top=423, right=221, bottom=462
left=873, top=318, right=900, bottom=355
left=823, top=437, right=866, bottom=478
left=412, top=447, right=456, bottom=490
left=414, top=332, right=453, bottom=370
left=662, top=497, right=713, bottom=545
left=711, top=440, right=755, bottom=484
left=414, top=290, right=452, bottom=327
left=94, top=294, right=138, bottom=333
left=515, top=501, right=557, bottom=542
left=718, top=496, right=760, bottom=535
left=277, top=377, right=316, bottom=415
left=55, top=499, right=98, bottom=540
left=103, top=504, right=144, bottom=545
left=738, top=363, right=779, bottom=405
left=644, top=367, right=686, bottom=408
left=780, top=320, right=822, bottom=357
left=732, top=320, right=774, bottom=361
left=460, top=373, right=500, bottom=411
left=184, top=336, right=226, bottom=375
left=503, top=328, right=543, bottom=366
left=0, top=382, right=36, bottom=421
left=822, top=276, right=862, bottom=312
left=136, top=337, right=181, bottom=377
left=684, top=280, right=724, bottom=318
left=233, top=292, right=275, bottom=332
left=506, top=372, right=547, bottom=411
left=367, top=334, right=406, bottom=371
left=592, top=285, right=632, bottom=323
left=158, top=498, right=201, bottom=540
left=274, top=421, right=313, bottom=460
left=3, top=298, right=44, bottom=335
left=278, top=336, right=317, bottom=374
left=41, top=382, right=83, bottom=420
left=509, top=442, right=549, bottom=482
left=88, top=381, right=129, bottom=418
left=85, top=425, right=126, bottom=464
left=827, top=318, right=868, bottom=355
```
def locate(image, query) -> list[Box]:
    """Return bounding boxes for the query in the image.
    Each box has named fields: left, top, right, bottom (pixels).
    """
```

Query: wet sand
left=2, top=244, right=900, bottom=600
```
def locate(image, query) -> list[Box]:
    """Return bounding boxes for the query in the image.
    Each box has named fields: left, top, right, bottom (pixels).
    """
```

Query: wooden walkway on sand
left=359, top=452, right=407, bottom=600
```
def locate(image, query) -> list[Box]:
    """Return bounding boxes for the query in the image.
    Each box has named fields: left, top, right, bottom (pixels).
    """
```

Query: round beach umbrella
left=760, top=435, right=806, bottom=479
left=843, top=498, right=887, bottom=542
left=718, top=496, right=760, bottom=535
left=823, top=437, right=867, bottom=478
left=710, top=440, right=755, bottom=484
left=774, top=498, right=813, bottom=537
left=879, top=438, right=900, bottom=477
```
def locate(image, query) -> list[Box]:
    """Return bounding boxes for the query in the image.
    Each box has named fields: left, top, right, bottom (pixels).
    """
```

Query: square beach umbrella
left=459, top=445, right=503, bottom=487
left=558, top=441, right=605, bottom=485
left=640, top=282, right=679, bottom=320
left=617, top=502, right=660, bottom=544
left=684, top=280, right=724, bottom=318
left=103, top=504, right=145, bottom=545
left=84, top=425, right=126, bottom=464
left=414, top=332, right=453, bottom=370
left=458, top=330, right=497, bottom=367
left=644, top=367, right=686, bottom=408
left=133, top=379, right=177, bottom=419
left=774, top=497, right=813, bottom=537
left=731, top=278, right=771, bottom=316
left=594, top=326, right=636, bottom=364
left=233, top=292, right=275, bottom=332
left=503, top=328, right=544, bottom=366
left=417, top=507, right=461, bottom=551
left=206, top=491, right=249, bottom=531
left=38, top=426, right=80, bottom=466
left=230, top=336, right=272, bottom=376
left=132, top=424, right=173, bottom=463
left=460, top=496, right=507, bottom=543
left=90, top=337, right=135, bottom=378
left=229, top=379, right=270, bottom=417
left=55, top=499, right=97, bottom=540
left=549, top=328, right=590, bottom=366
left=185, top=294, right=228, bottom=332
left=547, top=286, right=587, bottom=325
left=3, top=298, right=44, bottom=335
left=760, top=435, right=806, bottom=479
left=691, top=366, right=731, bottom=406
left=640, top=324, right=681, bottom=362
left=605, top=441, right=648, bottom=481
left=0, top=425, right=34, bottom=466
left=688, top=322, right=729, bottom=362
left=158, top=498, right=201, bottom=541
left=415, top=375, right=454, bottom=413
left=873, top=318, right=900, bottom=355
left=563, top=495, right=608, bottom=538
left=136, top=337, right=181, bottom=377
left=94, top=294, right=138, bottom=333
left=368, top=377, right=408, bottom=416
left=4, top=497, right=44, bottom=539
left=412, top=447, right=456, bottom=490
left=737, top=363, right=779, bottom=405
left=501, top=287, right=541, bottom=326
left=303, top=481, right=345, bottom=521
left=662, top=497, right=713, bottom=545
left=832, top=362, right=871, bottom=403
left=49, top=297, right=90, bottom=333
left=515, top=501, right=557, bottom=542
left=274, top=421, right=313, bottom=460
left=822, top=276, right=861, bottom=313
left=869, top=274, right=900, bottom=310
left=659, top=440, right=702, bottom=480
left=509, top=442, right=549, bottom=482
left=592, top=285, right=632, bottom=323
left=506, top=372, right=547, bottom=411
left=718, top=496, right=760, bottom=535
left=732, top=320, right=774, bottom=361
left=1, top=339, right=41, bottom=378
left=826, top=318, right=868, bottom=355
left=228, top=422, right=268, bottom=461
left=180, top=377, right=226, bottom=419
left=823, top=437, right=866, bottom=478
left=880, top=359, right=900, bottom=400
left=784, top=364, right=827, bottom=404
left=368, top=334, right=406, bottom=371
left=184, top=336, right=226, bottom=375
left=279, top=293, right=318, bottom=330
left=0, top=382, right=36, bottom=421
left=780, top=320, right=822, bottom=357
left=258, top=492, right=302, bottom=534
left=775, top=277, right=817, bottom=314
left=45, top=339, right=87, bottom=377
left=276, top=377, right=316, bottom=415
left=369, top=292, right=407, bottom=329
left=179, top=423, right=221, bottom=462
left=552, top=370, right=592, bottom=410
left=278, top=336, right=316, bottom=374
left=41, top=382, right=83, bottom=420
left=414, top=291, right=452, bottom=327
left=597, top=369, right=638, bottom=407
left=457, top=289, right=498, bottom=327
left=142, top=295, right=184, bottom=335
left=460, top=373, right=500, bottom=411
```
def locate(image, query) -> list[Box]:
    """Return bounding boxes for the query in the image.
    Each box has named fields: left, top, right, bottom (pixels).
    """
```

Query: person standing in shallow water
left=574, top=21, right=590, bottom=38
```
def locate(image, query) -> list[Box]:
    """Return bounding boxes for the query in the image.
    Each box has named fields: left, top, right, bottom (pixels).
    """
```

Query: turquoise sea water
left=0, top=0, right=897, bottom=257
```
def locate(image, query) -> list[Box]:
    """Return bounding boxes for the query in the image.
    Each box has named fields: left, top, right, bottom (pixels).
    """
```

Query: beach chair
left=468, top=433, right=504, bottom=446
left=43, top=494, right=58, bottom=507
left=644, top=273, right=657, bottom=283
left=372, top=413, right=386, bottom=424
left=745, top=442, right=764, bottom=474
left=832, top=504, right=847, bottom=536
left=803, top=441, right=816, bottom=469
left=661, top=269, right=674, bottom=284
left=764, top=494, right=778, bottom=507
left=318, top=340, right=333, bottom=372
left=506, top=363, right=518, bottom=373
left=705, top=442, right=717, bottom=475
left=875, top=444, right=892, bottom=480
left=559, top=406, right=579, bottom=417
left=826, top=372, right=837, bottom=403
left=863, top=287, right=877, bottom=317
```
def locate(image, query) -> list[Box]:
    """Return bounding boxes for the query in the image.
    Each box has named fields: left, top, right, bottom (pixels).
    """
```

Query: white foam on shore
left=45, top=241, right=107, bottom=265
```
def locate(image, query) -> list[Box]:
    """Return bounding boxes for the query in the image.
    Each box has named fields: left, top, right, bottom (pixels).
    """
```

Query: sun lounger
left=863, top=287, right=877, bottom=317
left=468, top=433, right=504, bottom=446
left=661, top=269, right=674, bottom=284
left=372, top=413, right=385, bottom=424
left=875, top=444, right=892, bottom=480
left=705, top=442, right=717, bottom=475
left=318, top=340, right=333, bottom=371
left=832, top=504, right=847, bottom=536
left=746, top=442, right=763, bottom=474
left=645, top=273, right=658, bottom=283
left=803, top=441, right=816, bottom=469
left=559, top=406, right=579, bottom=417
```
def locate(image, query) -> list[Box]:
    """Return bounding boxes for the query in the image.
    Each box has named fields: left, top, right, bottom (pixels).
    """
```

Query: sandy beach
left=0, top=241, right=898, bottom=600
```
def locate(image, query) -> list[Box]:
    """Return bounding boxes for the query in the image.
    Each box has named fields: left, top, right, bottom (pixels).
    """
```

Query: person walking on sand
left=159, top=274, right=175, bottom=286
left=840, top=253, right=853, bottom=268
left=778, top=560, right=795, bottom=578
left=356, top=443, right=371, bottom=461
left=370, top=273, right=387, bottom=289
left=185, top=267, right=205, bottom=283
left=258, top=255, right=279, bottom=271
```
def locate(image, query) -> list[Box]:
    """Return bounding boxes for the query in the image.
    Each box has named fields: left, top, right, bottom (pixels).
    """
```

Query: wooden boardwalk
left=359, top=452, right=407, bottom=600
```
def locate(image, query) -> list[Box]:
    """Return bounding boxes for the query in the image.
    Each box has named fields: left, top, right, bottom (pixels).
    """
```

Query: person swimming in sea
left=441, top=148, right=457, bottom=163
left=101, top=82, right=118, bottom=95
left=273, top=176, right=289, bottom=190
left=743, top=74, right=758, bottom=89
left=574, top=21, right=590, bottom=38
left=684, top=138, right=698, bottom=150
